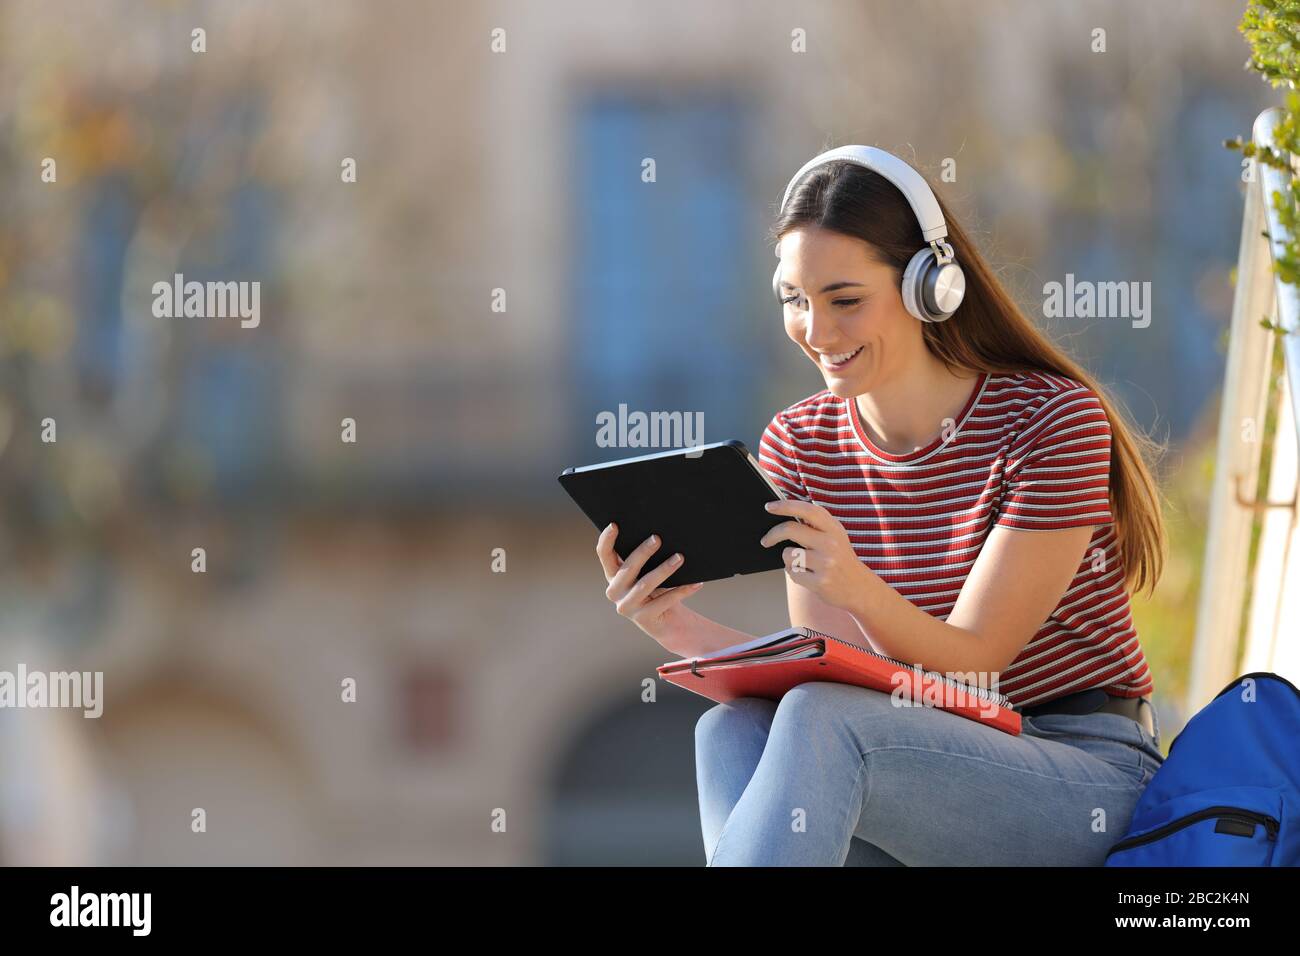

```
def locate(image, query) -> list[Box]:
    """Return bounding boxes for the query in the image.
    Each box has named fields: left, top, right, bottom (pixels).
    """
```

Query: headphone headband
left=775, top=145, right=949, bottom=244
left=772, top=145, right=965, bottom=322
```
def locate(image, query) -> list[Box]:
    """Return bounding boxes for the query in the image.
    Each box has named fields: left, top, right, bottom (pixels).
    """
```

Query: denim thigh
left=773, top=682, right=1164, bottom=865
left=848, top=693, right=1167, bottom=865
left=698, top=683, right=1167, bottom=866
left=1020, top=708, right=1166, bottom=787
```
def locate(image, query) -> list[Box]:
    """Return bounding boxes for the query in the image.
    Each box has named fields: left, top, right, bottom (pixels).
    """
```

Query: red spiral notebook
left=657, top=626, right=1022, bottom=735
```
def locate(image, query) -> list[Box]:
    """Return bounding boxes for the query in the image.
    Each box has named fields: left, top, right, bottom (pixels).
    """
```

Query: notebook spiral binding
left=797, top=627, right=1014, bottom=710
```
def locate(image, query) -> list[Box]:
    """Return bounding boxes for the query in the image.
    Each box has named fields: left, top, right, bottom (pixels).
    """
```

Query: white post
left=1186, top=123, right=1277, bottom=712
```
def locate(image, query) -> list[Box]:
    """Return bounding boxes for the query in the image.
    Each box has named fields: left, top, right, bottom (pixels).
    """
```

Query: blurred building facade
left=0, top=0, right=1272, bottom=864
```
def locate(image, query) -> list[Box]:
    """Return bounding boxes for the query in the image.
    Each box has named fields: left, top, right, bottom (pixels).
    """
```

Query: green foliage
left=1227, top=1, right=1300, bottom=291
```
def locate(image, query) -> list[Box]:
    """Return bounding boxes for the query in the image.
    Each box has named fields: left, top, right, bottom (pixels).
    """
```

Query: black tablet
left=558, top=440, right=797, bottom=588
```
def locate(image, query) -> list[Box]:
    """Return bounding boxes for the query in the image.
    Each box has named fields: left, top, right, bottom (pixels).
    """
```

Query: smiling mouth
left=818, top=345, right=864, bottom=371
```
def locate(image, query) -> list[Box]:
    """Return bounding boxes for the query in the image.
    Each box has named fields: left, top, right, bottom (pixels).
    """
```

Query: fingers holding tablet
left=621, top=547, right=686, bottom=610
left=596, top=522, right=704, bottom=642
left=595, top=522, right=623, bottom=578
left=604, top=530, right=671, bottom=598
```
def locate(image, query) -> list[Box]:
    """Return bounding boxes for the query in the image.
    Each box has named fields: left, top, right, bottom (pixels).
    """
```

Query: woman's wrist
left=658, top=608, right=753, bottom=659
left=844, top=564, right=883, bottom=631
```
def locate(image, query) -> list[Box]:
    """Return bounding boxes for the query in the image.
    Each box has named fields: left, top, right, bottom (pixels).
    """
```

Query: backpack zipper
left=1105, top=805, right=1280, bottom=857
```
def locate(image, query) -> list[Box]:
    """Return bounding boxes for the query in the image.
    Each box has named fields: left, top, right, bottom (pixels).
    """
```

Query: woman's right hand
left=597, top=522, right=704, bottom=650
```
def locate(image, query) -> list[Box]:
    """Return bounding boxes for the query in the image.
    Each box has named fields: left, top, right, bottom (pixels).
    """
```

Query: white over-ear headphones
left=773, top=145, right=966, bottom=323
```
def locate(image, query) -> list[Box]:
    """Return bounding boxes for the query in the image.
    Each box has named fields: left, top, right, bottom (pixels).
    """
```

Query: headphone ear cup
left=902, top=248, right=964, bottom=322
left=923, top=261, right=965, bottom=321
left=901, top=247, right=934, bottom=321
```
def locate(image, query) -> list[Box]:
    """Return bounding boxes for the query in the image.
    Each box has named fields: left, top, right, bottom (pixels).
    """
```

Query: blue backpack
left=1105, top=672, right=1300, bottom=866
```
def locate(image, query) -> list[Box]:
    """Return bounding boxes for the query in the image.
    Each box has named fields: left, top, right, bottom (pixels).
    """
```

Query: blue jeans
left=695, top=681, right=1165, bottom=866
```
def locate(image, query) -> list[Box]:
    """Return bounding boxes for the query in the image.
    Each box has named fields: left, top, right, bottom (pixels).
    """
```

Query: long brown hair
left=770, top=156, right=1168, bottom=598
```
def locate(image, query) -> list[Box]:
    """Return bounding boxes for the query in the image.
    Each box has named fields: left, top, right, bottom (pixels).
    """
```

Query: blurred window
left=568, top=90, right=765, bottom=461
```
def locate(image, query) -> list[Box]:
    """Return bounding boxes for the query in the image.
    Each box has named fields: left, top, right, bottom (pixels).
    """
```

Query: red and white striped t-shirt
left=757, top=369, right=1153, bottom=709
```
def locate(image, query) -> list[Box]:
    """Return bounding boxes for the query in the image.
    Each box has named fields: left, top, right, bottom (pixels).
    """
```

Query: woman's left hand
left=759, top=499, right=871, bottom=611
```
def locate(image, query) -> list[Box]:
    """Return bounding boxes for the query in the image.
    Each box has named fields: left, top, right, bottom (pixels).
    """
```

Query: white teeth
left=821, top=346, right=863, bottom=366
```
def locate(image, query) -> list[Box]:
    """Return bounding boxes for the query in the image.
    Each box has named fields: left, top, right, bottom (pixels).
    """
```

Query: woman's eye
left=781, top=294, right=860, bottom=309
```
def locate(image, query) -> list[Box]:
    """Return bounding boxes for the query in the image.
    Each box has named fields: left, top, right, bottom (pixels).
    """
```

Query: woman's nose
left=803, top=304, right=839, bottom=348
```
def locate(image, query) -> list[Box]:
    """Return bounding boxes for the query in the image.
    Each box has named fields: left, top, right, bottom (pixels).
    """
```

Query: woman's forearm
left=844, top=566, right=991, bottom=675
left=661, top=568, right=988, bottom=668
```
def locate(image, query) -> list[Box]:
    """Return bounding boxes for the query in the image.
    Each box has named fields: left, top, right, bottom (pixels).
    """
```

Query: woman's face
left=776, top=225, right=919, bottom=398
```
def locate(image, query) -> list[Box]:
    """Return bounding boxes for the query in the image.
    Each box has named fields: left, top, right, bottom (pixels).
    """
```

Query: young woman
left=594, top=145, right=1168, bottom=866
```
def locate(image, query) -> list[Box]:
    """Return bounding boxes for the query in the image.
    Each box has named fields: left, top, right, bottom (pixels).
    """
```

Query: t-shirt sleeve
left=995, top=387, right=1115, bottom=531
left=757, top=411, right=811, bottom=502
